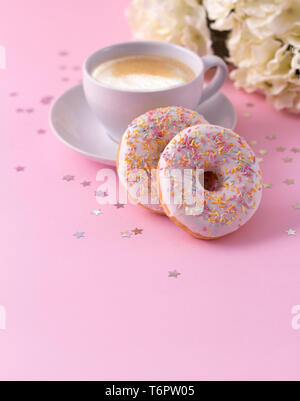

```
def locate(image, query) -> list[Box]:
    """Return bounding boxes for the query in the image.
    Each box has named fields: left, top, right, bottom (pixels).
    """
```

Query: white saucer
left=50, top=84, right=237, bottom=166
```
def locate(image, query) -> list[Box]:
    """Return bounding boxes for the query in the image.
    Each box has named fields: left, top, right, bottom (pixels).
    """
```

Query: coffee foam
left=92, top=54, right=195, bottom=91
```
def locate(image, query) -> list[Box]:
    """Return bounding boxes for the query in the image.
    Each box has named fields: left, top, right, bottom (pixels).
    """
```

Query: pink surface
left=1, top=0, right=300, bottom=381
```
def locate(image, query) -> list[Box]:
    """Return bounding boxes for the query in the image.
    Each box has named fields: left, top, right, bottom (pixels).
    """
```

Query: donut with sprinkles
left=117, top=106, right=208, bottom=214
left=157, top=124, right=263, bottom=238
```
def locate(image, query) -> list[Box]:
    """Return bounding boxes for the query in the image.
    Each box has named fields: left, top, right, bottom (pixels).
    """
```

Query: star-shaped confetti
left=259, top=149, right=268, bottom=156
left=246, top=103, right=254, bottom=107
left=121, top=231, right=133, bottom=239
left=276, top=147, right=286, bottom=152
left=63, top=175, right=75, bottom=182
left=81, top=181, right=91, bottom=187
left=95, top=190, right=108, bottom=198
left=286, top=229, right=296, bottom=236
left=284, top=179, right=294, bottom=185
left=257, top=157, right=264, bottom=163
left=263, top=183, right=272, bottom=189
left=41, top=96, right=53, bottom=105
left=59, top=51, right=69, bottom=57
left=168, top=270, right=181, bottom=279
left=132, top=228, right=143, bottom=236
left=250, top=140, right=257, bottom=146
left=266, top=135, right=276, bottom=140
left=114, top=203, right=125, bottom=209
left=37, top=129, right=46, bottom=135
left=243, top=113, right=252, bottom=118
left=73, top=232, right=85, bottom=239
left=91, top=209, right=103, bottom=216
left=15, top=166, right=25, bottom=172
left=291, top=148, right=300, bottom=154
left=293, top=203, right=300, bottom=210
left=283, top=157, right=293, bottom=163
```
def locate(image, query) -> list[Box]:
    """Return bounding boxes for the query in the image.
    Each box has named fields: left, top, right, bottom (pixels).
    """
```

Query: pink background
left=1, top=0, right=300, bottom=381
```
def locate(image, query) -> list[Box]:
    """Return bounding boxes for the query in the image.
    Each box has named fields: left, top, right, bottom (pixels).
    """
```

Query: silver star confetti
left=263, top=183, right=272, bottom=189
left=114, top=203, right=125, bottom=209
left=91, top=209, right=103, bottom=216
left=121, top=231, right=133, bottom=239
left=95, top=190, right=108, bottom=198
left=291, top=148, right=300, bottom=154
left=283, top=157, right=293, bottom=163
left=73, top=232, right=85, bottom=239
left=63, top=175, right=75, bottom=182
left=276, top=147, right=286, bottom=152
left=286, top=229, right=296, bottom=236
left=284, top=179, right=294, bottom=185
left=169, top=270, right=181, bottom=279
left=81, top=181, right=91, bottom=187
left=15, top=166, right=25, bottom=172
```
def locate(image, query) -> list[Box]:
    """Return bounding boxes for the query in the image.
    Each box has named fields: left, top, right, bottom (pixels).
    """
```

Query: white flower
left=127, top=0, right=212, bottom=56
left=205, top=0, right=300, bottom=113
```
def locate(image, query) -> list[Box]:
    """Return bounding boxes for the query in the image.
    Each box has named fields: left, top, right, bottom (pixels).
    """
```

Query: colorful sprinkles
left=118, top=106, right=207, bottom=213
left=158, top=124, right=263, bottom=239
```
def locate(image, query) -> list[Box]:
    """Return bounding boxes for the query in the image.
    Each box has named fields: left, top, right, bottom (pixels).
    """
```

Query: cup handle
left=199, top=55, right=228, bottom=105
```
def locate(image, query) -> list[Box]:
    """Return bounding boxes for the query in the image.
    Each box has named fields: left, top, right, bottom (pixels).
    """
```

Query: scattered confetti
left=243, top=113, right=252, bottom=118
left=284, top=179, right=294, bottom=185
left=41, top=96, right=54, bottom=105
left=246, top=103, right=254, bottom=107
left=15, top=166, right=25, bottom=172
left=9, top=92, right=18, bottom=97
left=73, top=232, right=85, bottom=239
left=73, top=66, right=80, bottom=71
left=286, top=229, right=297, bottom=236
left=37, top=129, right=46, bottom=135
left=114, top=203, right=125, bottom=209
left=91, top=209, right=103, bottom=216
left=81, top=181, right=91, bottom=187
left=266, top=135, right=276, bottom=140
left=132, top=228, right=143, bottom=236
left=95, top=190, right=108, bottom=198
left=257, top=157, right=264, bottom=163
left=16, top=108, right=24, bottom=113
left=263, top=183, right=272, bottom=189
left=293, top=203, right=300, bottom=210
left=291, top=148, right=300, bottom=154
left=26, top=108, right=34, bottom=113
left=121, top=231, right=133, bottom=239
left=59, top=66, right=67, bottom=70
left=63, top=175, right=75, bottom=182
left=62, top=77, right=69, bottom=82
left=250, top=141, right=257, bottom=146
left=259, top=149, right=268, bottom=156
left=276, top=147, right=286, bottom=152
left=168, top=270, right=181, bottom=279
left=283, top=157, right=293, bottom=163
left=59, top=51, right=69, bottom=57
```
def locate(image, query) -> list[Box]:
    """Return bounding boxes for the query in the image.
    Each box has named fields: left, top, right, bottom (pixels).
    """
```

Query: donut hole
left=203, top=170, right=221, bottom=192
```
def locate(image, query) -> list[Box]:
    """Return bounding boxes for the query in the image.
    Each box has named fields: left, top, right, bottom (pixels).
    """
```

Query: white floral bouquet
left=127, top=0, right=300, bottom=114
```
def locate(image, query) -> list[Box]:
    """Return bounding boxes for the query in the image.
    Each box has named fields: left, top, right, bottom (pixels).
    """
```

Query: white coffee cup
left=83, top=41, right=228, bottom=143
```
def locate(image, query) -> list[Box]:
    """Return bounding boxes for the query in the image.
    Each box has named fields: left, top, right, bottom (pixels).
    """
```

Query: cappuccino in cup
left=91, top=54, right=196, bottom=91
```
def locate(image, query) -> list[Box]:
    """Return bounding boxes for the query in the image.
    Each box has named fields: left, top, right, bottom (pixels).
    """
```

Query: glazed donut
left=117, top=106, right=208, bottom=214
left=157, top=124, right=263, bottom=239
